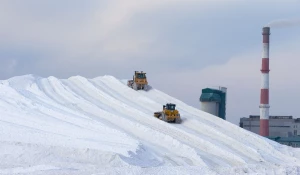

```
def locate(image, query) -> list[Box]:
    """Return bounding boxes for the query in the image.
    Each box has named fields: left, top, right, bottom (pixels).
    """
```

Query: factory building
left=240, top=115, right=300, bottom=137
left=199, top=87, right=227, bottom=120
left=238, top=27, right=300, bottom=147
left=240, top=115, right=300, bottom=147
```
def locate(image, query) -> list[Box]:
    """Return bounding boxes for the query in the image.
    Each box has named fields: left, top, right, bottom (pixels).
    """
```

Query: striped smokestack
left=260, top=27, right=270, bottom=136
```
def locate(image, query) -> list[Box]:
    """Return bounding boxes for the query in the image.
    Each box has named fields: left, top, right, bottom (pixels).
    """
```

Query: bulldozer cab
left=164, top=103, right=176, bottom=110
left=134, top=71, right=146, bottom=79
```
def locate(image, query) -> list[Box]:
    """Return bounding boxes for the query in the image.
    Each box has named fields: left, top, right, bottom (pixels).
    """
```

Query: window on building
left=294, top=130, right=297, bottom=135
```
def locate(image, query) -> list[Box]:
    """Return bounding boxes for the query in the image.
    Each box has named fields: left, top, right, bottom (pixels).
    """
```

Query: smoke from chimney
left=266, top=18, right=300, bottom=28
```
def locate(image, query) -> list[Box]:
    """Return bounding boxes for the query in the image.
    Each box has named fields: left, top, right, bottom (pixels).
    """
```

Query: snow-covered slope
left=0, top=74, right=299, bottom=175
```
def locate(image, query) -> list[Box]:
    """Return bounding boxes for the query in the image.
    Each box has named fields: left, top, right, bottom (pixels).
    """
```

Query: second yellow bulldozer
left=154, top=103, right=181, bottom=123
left=127, top=71, right=149, bottom=91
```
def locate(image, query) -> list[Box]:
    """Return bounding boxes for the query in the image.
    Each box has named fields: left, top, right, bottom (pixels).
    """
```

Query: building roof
left=199, top=88, right=226, bottom=102
left=200, top=93, right=221, bottom=102
left=249, top=115, right=293, bottom=119
left=201, top=88, right=223, bottom=94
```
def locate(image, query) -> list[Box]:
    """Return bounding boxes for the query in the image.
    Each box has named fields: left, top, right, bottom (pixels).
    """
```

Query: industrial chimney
left=260, top=27, right=270, bottom=136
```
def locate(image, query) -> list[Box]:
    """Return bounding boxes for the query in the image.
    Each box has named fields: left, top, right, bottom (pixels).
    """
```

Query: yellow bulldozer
left=127, top=71, right=149, bottom=91
left=154, top=103, right=181, bottom=123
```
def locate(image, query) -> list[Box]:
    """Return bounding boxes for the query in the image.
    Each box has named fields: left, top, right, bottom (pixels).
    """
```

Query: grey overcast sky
left=1, top=0, right=300, bottom=125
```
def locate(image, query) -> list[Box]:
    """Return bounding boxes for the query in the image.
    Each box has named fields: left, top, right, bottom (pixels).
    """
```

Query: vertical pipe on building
left=260, top=27, right=270, bottom=136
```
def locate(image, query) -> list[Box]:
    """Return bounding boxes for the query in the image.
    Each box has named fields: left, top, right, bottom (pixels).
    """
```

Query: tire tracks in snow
left=65, top=76, right=247, bottom=166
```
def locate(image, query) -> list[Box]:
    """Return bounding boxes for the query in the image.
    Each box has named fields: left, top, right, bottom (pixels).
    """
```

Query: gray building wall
left=240, top=116, right=300, bottom=137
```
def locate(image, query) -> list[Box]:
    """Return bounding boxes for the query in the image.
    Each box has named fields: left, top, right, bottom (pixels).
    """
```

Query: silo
left=199, top=87, right=227, bottom=120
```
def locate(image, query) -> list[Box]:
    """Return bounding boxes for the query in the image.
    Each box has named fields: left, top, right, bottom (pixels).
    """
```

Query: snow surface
left=0, top=74, right=300, bottom=175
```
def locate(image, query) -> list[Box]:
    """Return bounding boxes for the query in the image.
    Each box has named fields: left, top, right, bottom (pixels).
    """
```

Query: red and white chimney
left=260, top=27, right=270, bottom=136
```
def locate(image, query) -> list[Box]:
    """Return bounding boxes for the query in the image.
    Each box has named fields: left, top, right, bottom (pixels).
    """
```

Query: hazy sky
left=1, top=0, right=300, bottom=125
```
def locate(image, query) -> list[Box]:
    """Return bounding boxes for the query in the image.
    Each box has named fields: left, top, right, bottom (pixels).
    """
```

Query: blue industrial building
left=199, top=87, right=227, bottom=120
